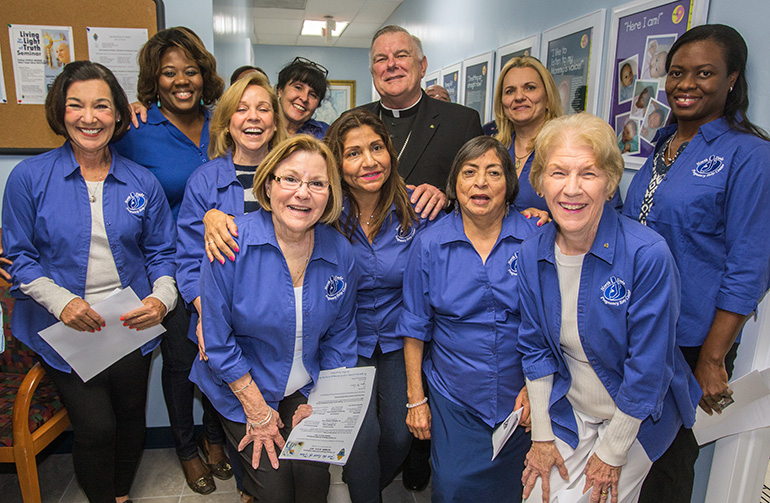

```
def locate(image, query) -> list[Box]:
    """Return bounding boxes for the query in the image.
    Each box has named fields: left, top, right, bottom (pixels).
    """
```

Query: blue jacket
left=342, top=199, right=438, bottom=358
left=623, top=118, right=770, bottom=347
left=113, top=106, right=211, bottom=220
left=2, top=143, right=177, bottom=372
left=189, top=210, right=359, bottom=422
left=176, top=154, right=245, bottom=306
left=517, top=206, right=701, bottom=461
left=297, top=118, right=330, bottom=140
left=397, top=210, right=539, bottom=427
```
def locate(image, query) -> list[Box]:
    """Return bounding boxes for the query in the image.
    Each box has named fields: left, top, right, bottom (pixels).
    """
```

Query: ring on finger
left=601, top=488, right=609, bottom=496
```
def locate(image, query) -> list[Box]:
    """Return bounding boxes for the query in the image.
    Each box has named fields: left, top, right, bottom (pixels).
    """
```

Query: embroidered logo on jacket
left=508, top=251, right=519, bottom=276
left=395, top=224, right=416, bottom=243
left=325, top=275, right=347, bottom=301
left=692, top=155, right=725, bottom=178
left=125, top=192, right=147, bottom=214
left=600, top=276, right=630, bottom=306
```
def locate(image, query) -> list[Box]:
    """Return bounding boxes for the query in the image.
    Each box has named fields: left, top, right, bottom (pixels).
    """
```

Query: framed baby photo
left=601, top=0, right=709, bottom=170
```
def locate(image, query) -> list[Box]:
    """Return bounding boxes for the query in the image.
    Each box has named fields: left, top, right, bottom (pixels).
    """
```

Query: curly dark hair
left=136, top=26, right=224, bottom=108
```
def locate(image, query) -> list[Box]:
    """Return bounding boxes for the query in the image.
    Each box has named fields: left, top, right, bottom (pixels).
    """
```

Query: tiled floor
left=1, top=447, right=432, bottom=503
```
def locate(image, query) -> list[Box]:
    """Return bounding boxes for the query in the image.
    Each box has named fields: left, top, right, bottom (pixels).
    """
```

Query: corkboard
left=0, top=0, right=164, bottom=154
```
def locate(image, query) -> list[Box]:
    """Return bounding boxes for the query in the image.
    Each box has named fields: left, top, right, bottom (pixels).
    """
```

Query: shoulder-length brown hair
left=324, top=108, right=418, bottom=241
left=209, top=72, right=288, bottom=159
left=136, top=26, right=224, bottom=108
left=45, top=61, right=131, bottom=142
left=493, top=56, right=562, bottom=148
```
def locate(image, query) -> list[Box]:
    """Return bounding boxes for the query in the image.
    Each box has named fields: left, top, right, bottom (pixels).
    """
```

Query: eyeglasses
left=291, top=57, right=328, bottom=78
left=271, top=174, right=330, bottom=193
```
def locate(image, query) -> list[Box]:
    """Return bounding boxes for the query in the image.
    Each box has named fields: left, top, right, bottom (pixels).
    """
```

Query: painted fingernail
left=119, top=316, right=125, bottom=321
left=229, top=255, right=235, bottom=261
left=234, top=245, right=239, bottom=252
left=209, top=256, right=214, bottom=263
left=219, top=258, right=225, bottom=265
left=526, top=214, right=531, bottom=218
left=537, top=222, right=543, bottom=226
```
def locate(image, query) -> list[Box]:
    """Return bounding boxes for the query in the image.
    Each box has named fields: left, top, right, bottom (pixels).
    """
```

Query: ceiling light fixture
left=301, top=17, right=348, bottom=38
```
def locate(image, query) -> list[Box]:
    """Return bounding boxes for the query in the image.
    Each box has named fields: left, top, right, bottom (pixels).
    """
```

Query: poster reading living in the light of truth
left=442, top=71, right=459, bottom=103
left=9, top=25, right=74, bottom=104
left=87, top=27, right=148, bottom=103
left=464, top=61, right=489, bottom=122
left=610, top=0, right=692, bottom=160
left=547, top=27, right=592, bottom=115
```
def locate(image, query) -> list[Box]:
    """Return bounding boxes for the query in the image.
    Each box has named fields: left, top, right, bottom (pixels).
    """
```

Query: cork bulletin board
left=0, top=0, right=164, bottom=154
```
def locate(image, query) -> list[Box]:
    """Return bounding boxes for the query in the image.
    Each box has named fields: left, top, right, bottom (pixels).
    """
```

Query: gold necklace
left=291, top=234, right=313, bottom=286
left=514, top=149, right=532, bottom=171
left=664, top=131, right=679, bottom=165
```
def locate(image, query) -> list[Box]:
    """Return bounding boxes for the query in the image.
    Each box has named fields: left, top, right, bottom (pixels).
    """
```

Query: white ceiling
left=213, top=0, right=404, bottom=48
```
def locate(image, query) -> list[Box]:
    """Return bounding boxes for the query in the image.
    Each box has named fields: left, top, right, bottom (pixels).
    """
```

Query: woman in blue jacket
left=398, top=135, right=539, bottom=501
left=622, top=24, right=770, bottom=503
left=190, top=135, right=358, bottom=502
left=519, top=113, right=699, bottom=503
left=2, top=62, right=177, bottom=503
left=324, top=109, right=444, bottom=503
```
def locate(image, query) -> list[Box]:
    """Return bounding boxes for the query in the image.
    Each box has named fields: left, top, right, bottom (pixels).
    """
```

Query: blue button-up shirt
left=297, top=118, right=330, bottom=140
left=342, top=200, right=438, bottom=358
left=397, top=210, right=539, bottom=427
left=189, top=209, right=359, bottom=422
left=2, top=143, right=177, bottom=372
left=517, top=206, right=700, bottom=461
left=113, top=106, right=211, bottom=220
left=176, top=154, right=244, bottom=306
left=623, top=118, right=770, bottom=347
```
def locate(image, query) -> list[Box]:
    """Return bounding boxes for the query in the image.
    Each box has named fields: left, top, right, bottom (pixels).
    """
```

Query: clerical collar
left=379, top=93, right=422, bottom=118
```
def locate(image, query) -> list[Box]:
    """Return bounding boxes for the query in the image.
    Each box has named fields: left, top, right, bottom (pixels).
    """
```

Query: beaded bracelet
left=232, top=376, right=253, bottom=394
left=406, top=397, right=428, bottom=409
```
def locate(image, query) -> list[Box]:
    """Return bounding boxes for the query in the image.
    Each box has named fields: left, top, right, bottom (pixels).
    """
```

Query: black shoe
left=402, top=446, right=431, bottom=492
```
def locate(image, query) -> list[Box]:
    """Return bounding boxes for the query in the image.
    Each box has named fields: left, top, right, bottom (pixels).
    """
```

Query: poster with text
left=9, top=25, right=74, bottom=104
left=462, top=53, right=493, bottom=122
left=546, top=27, right=593, bottom=115
left=441, top=63, right=462, bottom=103
left=87, top=27, right=148, bottom=103
left=603, top=0, right=708, bottom=168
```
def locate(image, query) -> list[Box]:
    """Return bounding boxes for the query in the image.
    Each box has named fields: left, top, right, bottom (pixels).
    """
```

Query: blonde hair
left=253, top=135, right=343, bottom=225
left=208, top=72, right=288, bottom=159
left=531, top=113, right=623, bottom=198
left=493, top=56, right=563, bottom=148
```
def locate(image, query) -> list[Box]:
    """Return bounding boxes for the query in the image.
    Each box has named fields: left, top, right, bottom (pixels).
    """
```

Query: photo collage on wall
left=608, top=0, right=693, bottom=158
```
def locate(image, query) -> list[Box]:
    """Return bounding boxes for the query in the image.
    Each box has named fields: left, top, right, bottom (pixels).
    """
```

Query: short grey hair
left=369, top=25, right=425, bottom=68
